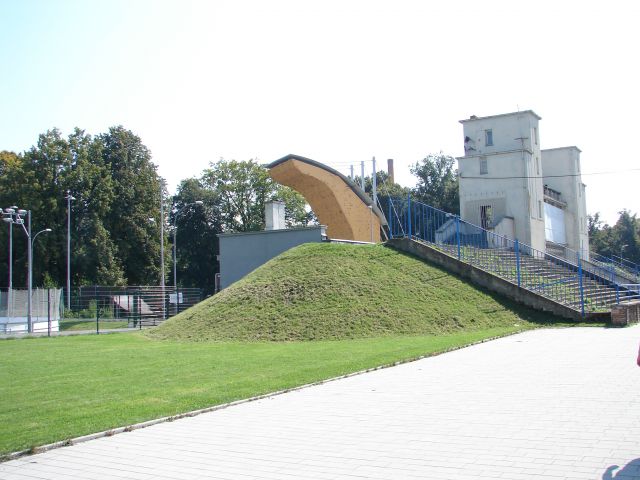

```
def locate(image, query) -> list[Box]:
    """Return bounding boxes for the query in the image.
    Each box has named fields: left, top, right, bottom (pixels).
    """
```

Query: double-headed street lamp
left=3, top=206, right=18, bottom=315
left=2, top=208, right=52, bottom=333
left=172, top=201, right=203, bottom=289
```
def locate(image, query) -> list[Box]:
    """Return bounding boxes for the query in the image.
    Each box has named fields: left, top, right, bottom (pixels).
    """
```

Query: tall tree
left=411, top=153, right=460, bottom=214
left=588, top=211, right=640, bottom=264
left=0, top=127, right=164, bottom=288
left=170, top=178, right=222, bottom=293
left=171, top=159, right=313, bottom=293
left=99, top=126, right=163, bottom=285
left=612, top=210, right=640, bottom=263
left=200, top=159, right=310, bottom=232
left=0, top=151, right=25, bottom=286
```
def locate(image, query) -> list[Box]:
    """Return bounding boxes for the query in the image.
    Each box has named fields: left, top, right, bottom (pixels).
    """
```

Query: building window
left=536, top=157, right=540, bottom=175
left=480, top=205, right=493, bottom=229
left=534, top=127, right=538, bottom=145
left=538, top=200, right=543, bottom=219
left=485, top=129, right=493, bottom=146
left=480, top=157, right=488, bottom=175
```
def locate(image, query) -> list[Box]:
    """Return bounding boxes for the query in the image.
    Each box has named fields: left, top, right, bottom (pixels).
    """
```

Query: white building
left=457, top=110, right=588, bottom=258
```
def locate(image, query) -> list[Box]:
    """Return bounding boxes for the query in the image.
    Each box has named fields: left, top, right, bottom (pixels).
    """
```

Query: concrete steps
left=427, top=241, right=621, bottom=313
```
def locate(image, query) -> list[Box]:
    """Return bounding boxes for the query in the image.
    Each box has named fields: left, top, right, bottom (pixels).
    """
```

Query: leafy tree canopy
left=170, top=159, right=315, bottom=293
left=410, top=153, right=459, bottom=214
left=0, top=127, right=163, bottom=288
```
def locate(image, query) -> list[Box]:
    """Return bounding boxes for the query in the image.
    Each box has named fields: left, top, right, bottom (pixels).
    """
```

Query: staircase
left=382, top=196, right=638, bottom=318
left=435, top=242, right=620, bottom=314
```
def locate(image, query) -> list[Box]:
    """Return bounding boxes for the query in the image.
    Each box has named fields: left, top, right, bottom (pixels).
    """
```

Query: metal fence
left=0, top=288, right=63, bottom=335
left=383, top=195, right=639, bottom=315
left=0, top=286, right=203, bottom=336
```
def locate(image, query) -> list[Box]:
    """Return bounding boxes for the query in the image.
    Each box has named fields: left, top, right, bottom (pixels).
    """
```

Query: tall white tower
left=458, top=110, right=546, bottom=252
left=541, top=146, right=589, bottom=258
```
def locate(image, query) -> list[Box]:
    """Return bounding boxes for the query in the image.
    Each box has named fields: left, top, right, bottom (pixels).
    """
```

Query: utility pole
left=8, top=214, right=12, bottom=316
left=160, top=182, right=165, bottom=290
left=372, top=156, right=377, bottom=205
left=360, top=161, right=365, bottom=190
left=160, top=182, right=166, bottom=319
left=2, top=208, right=50, bottom=333
left=350, top=164, right=354, bottom=180
left=27, top=211, right=32, bottom=332
left=65, top=191, right=75, bottom=310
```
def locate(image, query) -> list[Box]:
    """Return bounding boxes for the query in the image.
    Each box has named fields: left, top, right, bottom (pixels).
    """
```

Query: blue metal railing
left=592, top=252, right=639, bottom=283
left=383, top=196, right=636, bottom=315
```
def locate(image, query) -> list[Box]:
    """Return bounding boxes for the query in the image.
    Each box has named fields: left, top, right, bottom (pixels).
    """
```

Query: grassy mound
left=148, top=243, right=554, bottom=342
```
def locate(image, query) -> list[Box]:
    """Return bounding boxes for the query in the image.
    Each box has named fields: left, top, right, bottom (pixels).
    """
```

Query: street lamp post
left=2, top=207, right=51, bottom=333
left=3, top=206, right=18, bottom=316
left=172, top=201, right=203, bottom=310
left=65, top=191, right=75, bottom=311
left=159, top=182, right=166, bottom=318
left=30, top=227, right=52, bottom=331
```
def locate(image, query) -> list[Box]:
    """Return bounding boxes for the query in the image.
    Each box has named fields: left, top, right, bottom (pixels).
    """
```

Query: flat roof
left=459, top=110, right=542, bottom=124
left=218, top=225, right=324, bottom=238
left=541, top=146, right=582, bottom=153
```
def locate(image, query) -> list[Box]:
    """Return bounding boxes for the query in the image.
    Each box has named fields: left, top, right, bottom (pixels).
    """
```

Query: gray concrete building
left=218, top=225, right=325, bottom=290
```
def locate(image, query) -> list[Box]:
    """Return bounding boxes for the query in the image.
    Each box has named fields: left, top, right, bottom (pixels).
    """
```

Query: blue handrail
left=383, top=195, right=634, bottom=315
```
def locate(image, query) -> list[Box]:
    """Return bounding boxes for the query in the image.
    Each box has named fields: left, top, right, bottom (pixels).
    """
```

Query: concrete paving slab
left=2, top=326, right=640, bottom=479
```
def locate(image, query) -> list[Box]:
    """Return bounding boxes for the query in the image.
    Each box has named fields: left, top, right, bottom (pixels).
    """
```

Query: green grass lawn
left=59, top=320, right=130, bottom=331
left=1, top=243, right=596, bottom=457
left=1, top=327, right=526, bottom=456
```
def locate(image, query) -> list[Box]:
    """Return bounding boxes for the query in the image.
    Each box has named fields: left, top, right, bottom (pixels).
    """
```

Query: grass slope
left=149, top=243, right=555, bottom=342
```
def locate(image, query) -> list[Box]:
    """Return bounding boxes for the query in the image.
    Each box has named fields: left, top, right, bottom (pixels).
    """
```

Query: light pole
left=65, top=191, right=75, bottom=310
left=2, top=207, right=51, bottom=332
left=29, top=227, right=52, bottom=332
left=3, top=206, right=18, bottom=316
left=172, top=200, right=203, bottom=289
left=159, top=181, right=166, bottom=318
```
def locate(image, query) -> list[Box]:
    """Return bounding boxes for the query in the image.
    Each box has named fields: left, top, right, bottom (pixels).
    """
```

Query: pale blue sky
left=1, top=0, right=638, bottom=224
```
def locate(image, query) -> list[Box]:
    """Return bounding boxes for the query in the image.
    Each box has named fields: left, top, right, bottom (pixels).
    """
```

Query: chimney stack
left=387, top=159, right=395, bottom=184
left=265, top=201, right=286, bottom=230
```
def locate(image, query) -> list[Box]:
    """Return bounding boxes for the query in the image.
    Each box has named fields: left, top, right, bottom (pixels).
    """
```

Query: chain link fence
left=0, top=288, right=63, bottom=334
left=1, top=286, right=203, bottom=336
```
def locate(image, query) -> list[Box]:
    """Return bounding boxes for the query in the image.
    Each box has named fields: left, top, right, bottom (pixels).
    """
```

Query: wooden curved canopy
left=267, top=154, right=386, bottom=242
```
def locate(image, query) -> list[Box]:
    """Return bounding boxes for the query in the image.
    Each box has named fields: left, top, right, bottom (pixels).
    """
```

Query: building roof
left=459, top=110, right=542, bottom=124
left=217, top=225, right=324, bottom=238
left=541, top=146, right=582, bottom=153
left=267, top=153, right=386, bottom=221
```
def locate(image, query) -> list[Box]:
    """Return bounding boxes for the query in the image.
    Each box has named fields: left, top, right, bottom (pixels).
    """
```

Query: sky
left=1, top=0, right=638, bottom=225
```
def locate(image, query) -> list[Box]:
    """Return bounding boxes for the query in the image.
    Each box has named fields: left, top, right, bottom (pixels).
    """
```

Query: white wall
left=541, top=147, right=589, bottom=257
left=458, top=110, right=545, bottom=252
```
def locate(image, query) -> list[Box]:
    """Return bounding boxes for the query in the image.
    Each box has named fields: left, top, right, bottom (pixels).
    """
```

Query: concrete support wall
left=611, top=301, right=640, bottom=326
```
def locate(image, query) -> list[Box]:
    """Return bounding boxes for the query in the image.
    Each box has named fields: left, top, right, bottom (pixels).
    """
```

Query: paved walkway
left=2, top=326, right=640, bottom=480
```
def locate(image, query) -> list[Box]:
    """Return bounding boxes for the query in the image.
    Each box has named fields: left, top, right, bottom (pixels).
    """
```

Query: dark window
left=480, top=157, right=488, bottom=175
left=485, top=129, right=493, bottom=146
left=480, top=205, right=493, bottom=229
